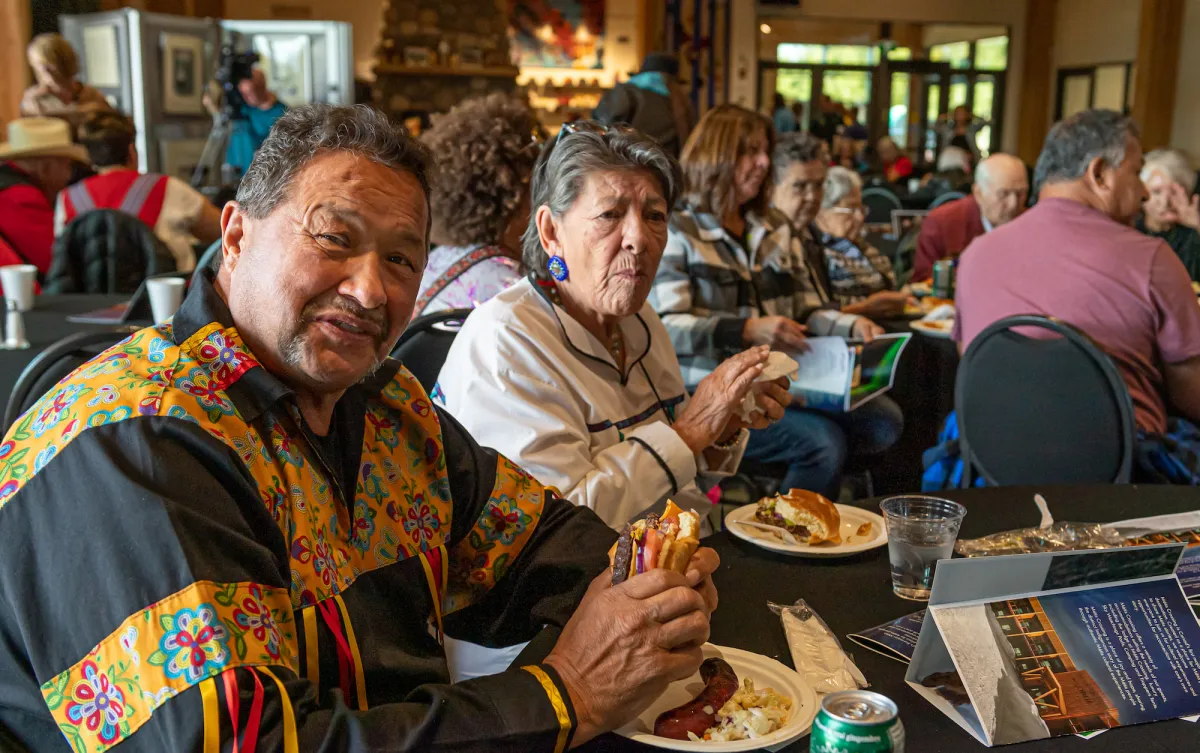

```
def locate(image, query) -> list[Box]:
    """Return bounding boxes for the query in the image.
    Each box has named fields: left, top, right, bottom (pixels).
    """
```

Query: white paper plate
left=616, top=644, right=818, bottom=751
left=910, top=320, right=954, bottom=339
left=725, top=503, right=887, bottom=557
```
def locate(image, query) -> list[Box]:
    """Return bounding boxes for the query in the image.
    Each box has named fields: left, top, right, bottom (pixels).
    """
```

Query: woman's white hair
left=821, top=166, right=862, bottom=209
left=1141, top=148, right=1197, bottom=193
left=937, top=146, right=972, bottom=173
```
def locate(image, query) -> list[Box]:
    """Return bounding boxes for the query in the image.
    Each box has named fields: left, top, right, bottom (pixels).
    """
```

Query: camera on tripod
left=213, top=42, right=260, bottom=120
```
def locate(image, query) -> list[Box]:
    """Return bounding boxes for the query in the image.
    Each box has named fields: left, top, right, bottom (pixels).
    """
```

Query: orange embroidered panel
left=40, top=580, right=295, bottom=753
left=444, top=456, right=547, bottom=615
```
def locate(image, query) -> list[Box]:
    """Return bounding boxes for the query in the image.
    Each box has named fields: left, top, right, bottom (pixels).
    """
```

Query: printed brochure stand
left=906, top=544, right=1200, bottom=746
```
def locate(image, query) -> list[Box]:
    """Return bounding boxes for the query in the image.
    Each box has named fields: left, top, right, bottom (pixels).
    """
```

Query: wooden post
left=1015, top=0, right=1056, bottom=165
left=1132, top=0, right=1184, bottom=149
left=0, top=0, right=31, bottom=130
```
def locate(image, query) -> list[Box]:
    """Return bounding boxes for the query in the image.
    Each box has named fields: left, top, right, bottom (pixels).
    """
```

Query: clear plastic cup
left=880, top=495, right=967, bottom=601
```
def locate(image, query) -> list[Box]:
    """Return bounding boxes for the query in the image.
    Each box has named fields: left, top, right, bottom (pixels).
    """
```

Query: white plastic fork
left=734, top=520, right=804, bottom=546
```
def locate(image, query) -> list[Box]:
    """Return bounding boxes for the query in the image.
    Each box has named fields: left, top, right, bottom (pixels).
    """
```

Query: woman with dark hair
left=437, top=121, right=788, bottom=529
left=650, top=104, right=900, bottom=500
left=414, top=93, right=545, bottom=318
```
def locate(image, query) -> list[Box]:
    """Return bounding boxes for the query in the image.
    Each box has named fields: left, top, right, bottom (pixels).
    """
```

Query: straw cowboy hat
left=0, top=117, right=89, bottom=163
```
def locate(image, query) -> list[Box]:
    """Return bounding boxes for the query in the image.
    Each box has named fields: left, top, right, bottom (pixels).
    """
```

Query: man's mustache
left=302, top=295, right=389, bottom=345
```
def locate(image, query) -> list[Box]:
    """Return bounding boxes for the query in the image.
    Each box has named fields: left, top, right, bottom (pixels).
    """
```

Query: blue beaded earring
left=547, top=255, right=569, bottom=282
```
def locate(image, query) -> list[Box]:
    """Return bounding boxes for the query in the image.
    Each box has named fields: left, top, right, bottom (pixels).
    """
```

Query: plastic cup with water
left=880, top=495, right=967, bottom=601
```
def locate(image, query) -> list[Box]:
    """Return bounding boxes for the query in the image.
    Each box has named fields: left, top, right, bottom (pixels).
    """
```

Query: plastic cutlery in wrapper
left=769, top=599, right=867, bottom=695
left=737, top=351, right=799, bottom=422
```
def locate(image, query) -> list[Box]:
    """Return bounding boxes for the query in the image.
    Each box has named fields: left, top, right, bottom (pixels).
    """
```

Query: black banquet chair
left=861, top=186, right=903, bottom=225
left=955, top=314, right=1136, bottom=487
left=3, top=327, right=139, bottom=433
left=390, top=308, right=471, bottom=394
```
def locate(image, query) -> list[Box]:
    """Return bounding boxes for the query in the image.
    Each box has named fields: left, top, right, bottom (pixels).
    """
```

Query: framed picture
left=252, top=33, right=312, bottom=108
left=161, top=33, right=206, bottom=115
left=403, top=47, right=434, bottom=67
left=508, top=0, right=605, bottom=69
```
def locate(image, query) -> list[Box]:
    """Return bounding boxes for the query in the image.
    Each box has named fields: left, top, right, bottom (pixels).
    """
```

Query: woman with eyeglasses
left=814, top=166, right=909, bottom=317
left=651, top=105, right=900, bottom=501
left=413, top=93, right=545, bottom=319
left=435, top=121, right=789, bottom=530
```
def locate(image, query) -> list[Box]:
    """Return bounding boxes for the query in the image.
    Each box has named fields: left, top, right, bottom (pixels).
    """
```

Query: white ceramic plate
left=910, top=320, right=954, bottom=339
left=616, top=644, right=818, bottom=751
left=725, top=503, right=887, bottom=557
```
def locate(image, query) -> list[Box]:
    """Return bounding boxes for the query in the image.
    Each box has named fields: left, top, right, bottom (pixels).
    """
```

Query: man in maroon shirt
left=0, top=117, right=89, bottom=275
left=913, top=153, right=1028, bottom=282
left=955, top=109, right=1200, bottom=441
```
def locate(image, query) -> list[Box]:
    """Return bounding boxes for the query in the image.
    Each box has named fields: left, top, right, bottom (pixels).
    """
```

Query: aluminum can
left=932, top=259, right=955, bottom=299
left=809, top=690, right=905, bottom=753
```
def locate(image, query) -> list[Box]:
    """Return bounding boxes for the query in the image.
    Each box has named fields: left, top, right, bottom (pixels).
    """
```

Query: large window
left=1055, top=63, right=1134, bottom=120
left=778, top=43, right=878, bottom=65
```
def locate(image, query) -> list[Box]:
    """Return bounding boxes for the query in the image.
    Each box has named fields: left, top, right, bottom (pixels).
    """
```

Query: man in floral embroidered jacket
left=0, top=105, right=720, bottom=752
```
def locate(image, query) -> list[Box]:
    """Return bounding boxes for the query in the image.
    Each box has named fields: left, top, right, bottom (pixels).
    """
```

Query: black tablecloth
left=0, top=294, right=135, bottom=419
left=586, top=484, right=1200, bottom=752
left=870, top=320, right=960, bottom=493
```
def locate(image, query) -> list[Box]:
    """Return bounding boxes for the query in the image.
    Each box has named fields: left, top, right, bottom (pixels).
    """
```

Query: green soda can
left=810, top=690, right=905, bottom=753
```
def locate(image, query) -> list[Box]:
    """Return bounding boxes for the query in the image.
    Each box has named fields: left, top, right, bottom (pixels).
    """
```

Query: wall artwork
left=161, top=33, right=206, bottom=115
left=508, top=0, right=605, bottom=69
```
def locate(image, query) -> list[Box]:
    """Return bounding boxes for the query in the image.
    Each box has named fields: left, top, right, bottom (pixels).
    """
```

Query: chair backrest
left=929, top=190, right=967, bottom=210
left=45, top=209, right=177, bottom=294
left=955, top=314, right=1136, bottom=486
left=861, top=187, right=903, bottom=224
left=390, top=308, right=472, bottom=394
left=4, top=327, right=139, bottom=433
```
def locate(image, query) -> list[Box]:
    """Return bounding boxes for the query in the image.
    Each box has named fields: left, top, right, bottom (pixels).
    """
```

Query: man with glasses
left=913, top=152, right=1029, bottom=282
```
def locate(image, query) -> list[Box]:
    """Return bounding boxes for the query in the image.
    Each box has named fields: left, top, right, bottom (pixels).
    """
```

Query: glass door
left=880, top=59, right=951, bottom=166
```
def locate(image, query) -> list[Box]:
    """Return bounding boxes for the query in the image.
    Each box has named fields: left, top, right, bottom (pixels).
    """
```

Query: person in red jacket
left=912, top=153, right=1028, bottom=282
left=0, top=117, right=90, bottom=275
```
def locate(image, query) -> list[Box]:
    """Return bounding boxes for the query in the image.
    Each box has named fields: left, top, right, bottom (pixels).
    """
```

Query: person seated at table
left=413, top=93, right=545, bottom=318
left=0, top=117, right=89, bottom=275
left=20, top=33, right=113, bottom=129
left=922, top=146, right=973, bottom=195
left=0, top=103, right=723, bottom=752
left=877, top=136, right=913, bottom=183
left=831, top=134, right=867, bottom=173
left=1137, top=147, right=1200, bottom=282
left=54, top=111, right=221, bottom=272
left=956, top=109, right=1200, bottom=482
left=437, top=121, right=789, bottom=529
left=912, top=152, right=1028, bottom=282
left=651, top=104, right=900, bottom=501
left=814, top=167, right=906, bottom=317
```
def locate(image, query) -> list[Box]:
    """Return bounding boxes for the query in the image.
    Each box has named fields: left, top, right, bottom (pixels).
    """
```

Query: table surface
left=585, top=485, right=1200, bottom=753
left=0, top=294, right=135, bottom=420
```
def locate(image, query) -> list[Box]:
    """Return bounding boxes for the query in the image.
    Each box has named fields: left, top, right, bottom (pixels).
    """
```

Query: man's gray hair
left=1142, top=148, right=1197, bottom=194
left=821, top=166, right=862, bottom=209
left=1033, top=109, right=1140, bottom=192
left=772, top=131, right=826, bottom=182
left=521, top=123, right=682, bottom=279
left=236, top=104, right=433, bottom=222
left=937, top=146, right=971, bottom=173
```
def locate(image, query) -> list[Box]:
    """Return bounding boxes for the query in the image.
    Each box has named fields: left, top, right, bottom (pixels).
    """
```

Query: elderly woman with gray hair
left=435, top=122, right=790, bottom=529
left=813, top=166, right=909, bottom=317
left=1137, top=147, right=1200, bottom=282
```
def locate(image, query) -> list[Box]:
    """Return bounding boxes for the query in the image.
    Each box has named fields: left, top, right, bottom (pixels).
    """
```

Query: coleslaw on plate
left=686, top=678, right=793, bottom=743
